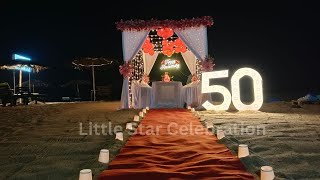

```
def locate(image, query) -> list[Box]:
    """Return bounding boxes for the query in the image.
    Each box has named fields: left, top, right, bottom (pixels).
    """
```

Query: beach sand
left=0, top=102, right=138, bottom=180
left=0, top=101, right=319, bottom=179
left=199, top=102, right=320, bottom=179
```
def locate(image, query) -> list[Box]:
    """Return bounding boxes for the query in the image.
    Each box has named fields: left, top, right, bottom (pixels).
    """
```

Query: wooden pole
left=76, top=83, right=80, bottom=98
left=19, top=68, right=22, bottom=104
left=29, top=71, right=31, bottom=92
left=19, top=68, right=22, bottom=88
left=13, top=71, right=16, bottom=94
left=92, top=66, right=96, bottom=101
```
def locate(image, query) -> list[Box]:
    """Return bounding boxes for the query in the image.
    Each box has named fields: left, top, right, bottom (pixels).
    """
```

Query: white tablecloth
left=131, top=80, right=152, bottom=109
left=182, top=81, right=211, bottom=107
left=151, top=81, right=183, bottom=108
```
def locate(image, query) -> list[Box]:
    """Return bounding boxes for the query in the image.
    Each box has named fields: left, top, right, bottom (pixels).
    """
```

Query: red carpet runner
left=99, top=109, right=254, bottom=180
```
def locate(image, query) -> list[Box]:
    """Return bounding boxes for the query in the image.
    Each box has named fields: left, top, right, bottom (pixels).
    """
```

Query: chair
left=0, top=82, right=14, bottom=107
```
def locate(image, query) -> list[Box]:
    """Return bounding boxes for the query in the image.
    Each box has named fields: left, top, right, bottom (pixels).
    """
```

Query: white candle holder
left=79, top=169, right=92, bottom=180
left=194, top=112, right=200, bottom=118
left=260, top=166, right=275, bottom=180
left=139, top=111, right=144, bottom=118
left=217, top=130, right=225, bottom=140
left=133, top=115, right=140, bottom=122
left=206, top=121, right=214, bottom=129
left=187, top=106, right=191, bottom=110
left=126, top=123, right=133, bottom=130
left=115, top=132, right=123, bottom=141
left=146, top=106, right=150, bottom=110
left=98, top=149, right=109, bottom=164
left=238, top=144, right=250, bottom=158
left=191, top=108, right=195, bottom=112
left=142, top=109, right=147, bottom=114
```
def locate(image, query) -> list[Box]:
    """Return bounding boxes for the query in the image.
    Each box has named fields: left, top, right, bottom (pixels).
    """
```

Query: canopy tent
left=0, top=60, right=47, bottom=94
left=117, top=16, right=214, bottom=109
left=72, top=57, right=114, bottom=101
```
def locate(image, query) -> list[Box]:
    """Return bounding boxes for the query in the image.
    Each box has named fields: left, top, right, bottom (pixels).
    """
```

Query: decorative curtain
left=143, top=51, right=159, bottom=75
left=181, top=50, right=197, bottom=75
left=174, top=26, right=208, bottom=61
left=121, top=30, right=149, bottom=109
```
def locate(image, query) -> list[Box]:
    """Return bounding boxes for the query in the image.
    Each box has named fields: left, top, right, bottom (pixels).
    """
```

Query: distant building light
left=12, top=54, right=31, bottom=61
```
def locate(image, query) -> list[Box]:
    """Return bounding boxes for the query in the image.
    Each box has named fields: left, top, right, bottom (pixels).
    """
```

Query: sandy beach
left=0, top=102, right=138, bottom=179
left=199, top=102, right=320, bottom=179
left=0, top=101, right=319, bottom=179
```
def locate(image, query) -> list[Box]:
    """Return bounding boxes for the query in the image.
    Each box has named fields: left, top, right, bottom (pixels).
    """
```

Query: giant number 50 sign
left=201, top=68, right=263, bottom=111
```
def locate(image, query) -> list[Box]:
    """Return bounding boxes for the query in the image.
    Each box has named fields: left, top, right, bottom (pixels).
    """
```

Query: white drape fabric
left=181, top=81, right=211, bottom=107
left=174, top=26, right=208, bottom=61
left=120, top=78, right=129, bottom=108
left=131, top=80, right=152, bottom=109
left=181, top=50, right=197, bottom=74
left=120, top=30, right=149, bottom=109
left=122, top=30, right=149, bottom=62
left=143, top=51, right=159, bottom=75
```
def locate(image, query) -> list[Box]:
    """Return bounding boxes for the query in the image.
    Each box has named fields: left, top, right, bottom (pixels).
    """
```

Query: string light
left=201, top=70, right=232, bottom=111
left=128, top=50, right=144, bottom=108
left=231, top=68, right=263, bottom=111
left=196, top=59, right=201, bottom=79
left=201, top=68, right=263, bottom=111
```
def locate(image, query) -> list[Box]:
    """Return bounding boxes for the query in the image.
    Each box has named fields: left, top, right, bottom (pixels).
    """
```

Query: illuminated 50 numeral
left=231, top=68, right=263, bottom=110
left=201, top=70, right=231, bottom=111
left=201, top=68, right=263, bottom=111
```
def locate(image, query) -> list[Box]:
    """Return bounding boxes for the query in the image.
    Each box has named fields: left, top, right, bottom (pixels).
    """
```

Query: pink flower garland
left=200, top=56, right=215, bottom=72
left=119, top=62, right=133, bottom=79
left=116, top=16, right=214, bottom=31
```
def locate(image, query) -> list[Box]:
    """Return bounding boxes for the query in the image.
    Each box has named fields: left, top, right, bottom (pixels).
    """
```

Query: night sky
left=0, top=1, right=319, bottom=100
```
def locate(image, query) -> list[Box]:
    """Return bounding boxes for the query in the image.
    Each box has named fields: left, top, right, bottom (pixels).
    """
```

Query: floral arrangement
left=191, top=74, right=199, bottom=82
left=116, top=16, right=214, bottom=31
left=119, top=61, right=133, bottom=79
left=200, top=56, right=215, bottom=72
left=142, top=74, right=150, bottom=84
left=161, top=72, right=173, bottom=82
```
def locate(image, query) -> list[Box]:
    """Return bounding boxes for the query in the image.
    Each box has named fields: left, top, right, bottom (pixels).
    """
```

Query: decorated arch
left=117, top=16, right=214, bottom=109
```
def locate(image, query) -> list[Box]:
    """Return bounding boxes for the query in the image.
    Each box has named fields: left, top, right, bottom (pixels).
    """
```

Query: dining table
left=151, top=81, right=184, bottom=108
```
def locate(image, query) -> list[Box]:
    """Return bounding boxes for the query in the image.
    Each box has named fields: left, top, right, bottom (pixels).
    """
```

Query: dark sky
left=0, top=1, right=319, bottom=100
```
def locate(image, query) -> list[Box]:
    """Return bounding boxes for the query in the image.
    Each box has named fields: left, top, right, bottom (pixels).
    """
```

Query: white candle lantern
left=260, top=166, right=275, bottom=180
left=195, top=112, right=200, bottom=118
left=115, top=132, right=123, bottom=141
left=98, top=149, right=109, bottom=164
left=206, top=121, right=214, bottom=129
left=187, top=106, right=191, bottom=110
left=146, top=106, right=150, bottom=110
left=133, top=115, right=139, bottom=122
left=139, top=111, right=144, bottom=118
left=217, top=130, right=225, bottom=140
left=191, top=108, right=195, bottom=112
left=238, top=144, right=250, bottom=158
left=142, top=108, right=147, bottom=114
left=79, top=169, right=92, bottom=180
left=126, top=123, right=133, bottom=130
